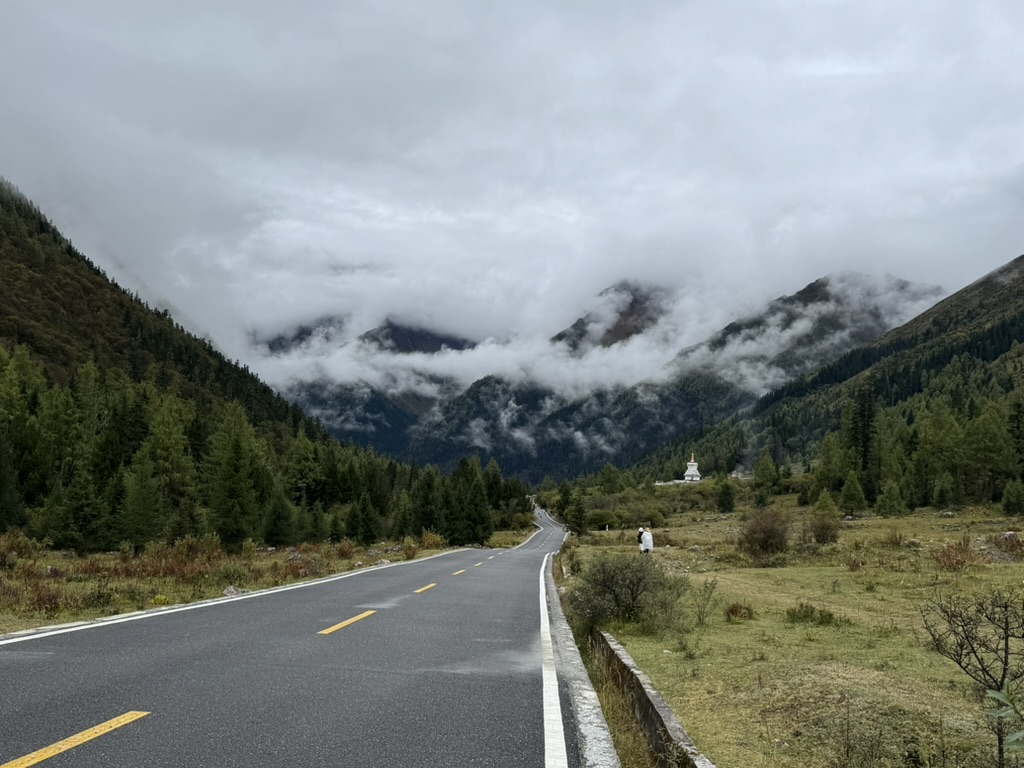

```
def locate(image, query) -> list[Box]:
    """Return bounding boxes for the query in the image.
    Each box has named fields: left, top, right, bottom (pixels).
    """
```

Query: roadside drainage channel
left=591, top=631, right=718, bottom=768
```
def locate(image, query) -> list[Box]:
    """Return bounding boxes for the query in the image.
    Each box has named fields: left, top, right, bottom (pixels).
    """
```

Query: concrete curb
left=593, top=631, right=717, bottom=768
left=545, top=558, right=622, bottom=768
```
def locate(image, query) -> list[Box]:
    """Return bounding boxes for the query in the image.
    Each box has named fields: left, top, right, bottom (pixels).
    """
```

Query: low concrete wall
left=592, top=631, right=717, bottom=768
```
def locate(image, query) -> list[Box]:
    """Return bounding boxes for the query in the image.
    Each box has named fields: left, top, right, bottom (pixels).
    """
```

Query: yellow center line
left=473, top=562, right=483, bottom=567
left=318, top=610, right=377, bottom=635
left=1, top=711, right=150, bottom=768
left=452, top=569, right=466, bottom=575
left=414, top=583, right=437, bottom=594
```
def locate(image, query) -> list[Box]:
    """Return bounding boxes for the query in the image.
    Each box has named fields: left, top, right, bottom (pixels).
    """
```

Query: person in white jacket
left=640, top=528, right=653, bottom=554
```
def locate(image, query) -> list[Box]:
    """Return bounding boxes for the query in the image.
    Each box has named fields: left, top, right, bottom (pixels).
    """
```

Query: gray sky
left=2, top=1, right=1022, bottom=395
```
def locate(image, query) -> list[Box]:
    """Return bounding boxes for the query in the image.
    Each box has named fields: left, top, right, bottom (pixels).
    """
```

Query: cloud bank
left=0, top=1, right=1021, bottom=397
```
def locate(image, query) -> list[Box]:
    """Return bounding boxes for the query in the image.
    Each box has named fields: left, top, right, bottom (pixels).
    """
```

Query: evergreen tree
left=841, top=380, right=881, bottom=502
left=263, top=485, right=296, bottom=547
left=911, top=403, right=964, bottom=509
left=875, top=480, right=906, bottom=518
left=814, top=432, right=850, bottom=496
left=715, top=478, right=736, bottom=513
left=308, top=501, right=327, bottom=542
left=839, top=470, right=867, bottom=515
left=411, top=465, right=444, bottom=536
left=137, top=393, right=199, bottom=532
left=119, top=454, right=162, bottom=549
left=202, top=402, right=261, bottom=552
left=0, top=422, right=25, bottom=531
left=391, top=490, right=412, bottom=539
left=446, top=457, right=492, bottom=545
left=1003, top=479, right=1024, bottom=517
left=753, top=447, right=778, bottom=492
left=347, top=491, right=380, bottom=546
left=598, top=462, right=624, bottom=494
left=483, top=458, right=503, bottom=509
left=963, top=403, right=1017, bottom=502
left=282, top=429, right=322, bottom=508
left=566, top=491, right=588, bottom=536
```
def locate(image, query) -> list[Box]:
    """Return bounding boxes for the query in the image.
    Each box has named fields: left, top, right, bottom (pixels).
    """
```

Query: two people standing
left=637, top=526, right=654, bottom=554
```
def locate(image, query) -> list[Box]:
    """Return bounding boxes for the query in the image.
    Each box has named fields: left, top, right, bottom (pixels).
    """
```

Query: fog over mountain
left=258, top=272, right=943, bottom=404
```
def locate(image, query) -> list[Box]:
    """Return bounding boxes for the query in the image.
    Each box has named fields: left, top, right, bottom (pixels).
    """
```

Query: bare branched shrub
left=921, top=588, right=1024, bottom=766
left=691, top=577, right=721, bottom=626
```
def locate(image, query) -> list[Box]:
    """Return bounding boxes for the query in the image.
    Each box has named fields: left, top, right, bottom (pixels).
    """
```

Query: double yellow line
left=1, top=711, right=149, bottom=768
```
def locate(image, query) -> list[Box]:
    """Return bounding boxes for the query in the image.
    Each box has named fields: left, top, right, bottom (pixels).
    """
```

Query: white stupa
left=683, top=452, right=702, bottom=483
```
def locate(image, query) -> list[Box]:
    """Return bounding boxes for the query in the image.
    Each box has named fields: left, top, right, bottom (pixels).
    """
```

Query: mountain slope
left=0, top=179, right=309, bottom=429
left=292, top=272, right=940, bottom=482
left=643, top=254, right=1024, bottom=481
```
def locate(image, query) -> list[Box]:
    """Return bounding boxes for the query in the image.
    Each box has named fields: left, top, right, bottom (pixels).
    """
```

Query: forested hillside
left=641, top=255, right=1024, bottom=514
left=0, top=179, right=531, bottom=552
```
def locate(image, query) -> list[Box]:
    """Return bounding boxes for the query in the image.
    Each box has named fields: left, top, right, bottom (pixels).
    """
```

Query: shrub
left=402, top=536, right=418, bottom=561
left=738, top=508, right=789, bottom=560
left=215, top=563, right=249, bottom=586
left=419, top=529, right=447, bottom=551
left=587, top=509, right=620, bottom=531
left=240, top=538, right=259, bottom=563
left=881, top=527, right=906, bottom=548
left=691, top=577, right=720, bottom=626
left=334, top=538, right=356, bottom=559
left=933, top=535, right=981, bottom=571
left=567, top=553, right=681, bottom=634
left=0, top=530, right=45, bottom=561
left=724, top=602, right=754, bottom=622
left=809, top=510, right=841, bottom=545
left=785, top=601, right=849, bottom=627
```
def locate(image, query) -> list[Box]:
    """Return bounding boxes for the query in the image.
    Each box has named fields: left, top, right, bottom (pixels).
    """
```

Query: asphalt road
left=0, top=510, right=594, bottom=767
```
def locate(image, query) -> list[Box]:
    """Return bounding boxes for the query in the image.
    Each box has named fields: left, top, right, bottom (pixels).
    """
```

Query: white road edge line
left=540, top=553, right=569, bottom=768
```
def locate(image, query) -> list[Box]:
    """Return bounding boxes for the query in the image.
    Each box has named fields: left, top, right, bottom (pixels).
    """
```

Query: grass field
left=561, top=492, right=1024, bottom=767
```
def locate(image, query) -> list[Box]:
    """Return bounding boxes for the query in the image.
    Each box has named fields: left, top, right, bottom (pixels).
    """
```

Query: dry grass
left=566, top=494, right=1024, bottom=768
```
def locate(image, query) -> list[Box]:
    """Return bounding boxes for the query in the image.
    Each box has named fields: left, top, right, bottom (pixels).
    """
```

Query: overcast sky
left=2, top=1, right=1022, bottom=394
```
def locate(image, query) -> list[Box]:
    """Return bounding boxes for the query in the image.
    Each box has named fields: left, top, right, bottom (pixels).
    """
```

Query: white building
left=683, top=452, right=702, bottom=483
left=654, top=452, right=702, bottom=486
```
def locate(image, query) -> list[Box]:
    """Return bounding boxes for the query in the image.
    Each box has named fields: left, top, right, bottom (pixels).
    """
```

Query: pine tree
left=814, top=432, right=850, bottom=496
left=202, top=402, right=261, bottom=552
left=1003, top=479, right=1024, bottom=517
left=263, top=485, right=296, bottom=547
left=566, top=491, right=588, bottom=536
left=411, top=465, right=443, bottom=536
left=119, top=454, right=162, bottom=549
left=839, top=470, right=867, bottom=515
left=391, top=490, right=412, bottom=539
left=715, top=478, right=736, bottom=513
left=874, top=480, right=906, bottom=518
left=282, top=429, right=322, bottom=508
left=308, top=501, right=327, bottom=542
left=347, top=491, right=380, bottom=546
